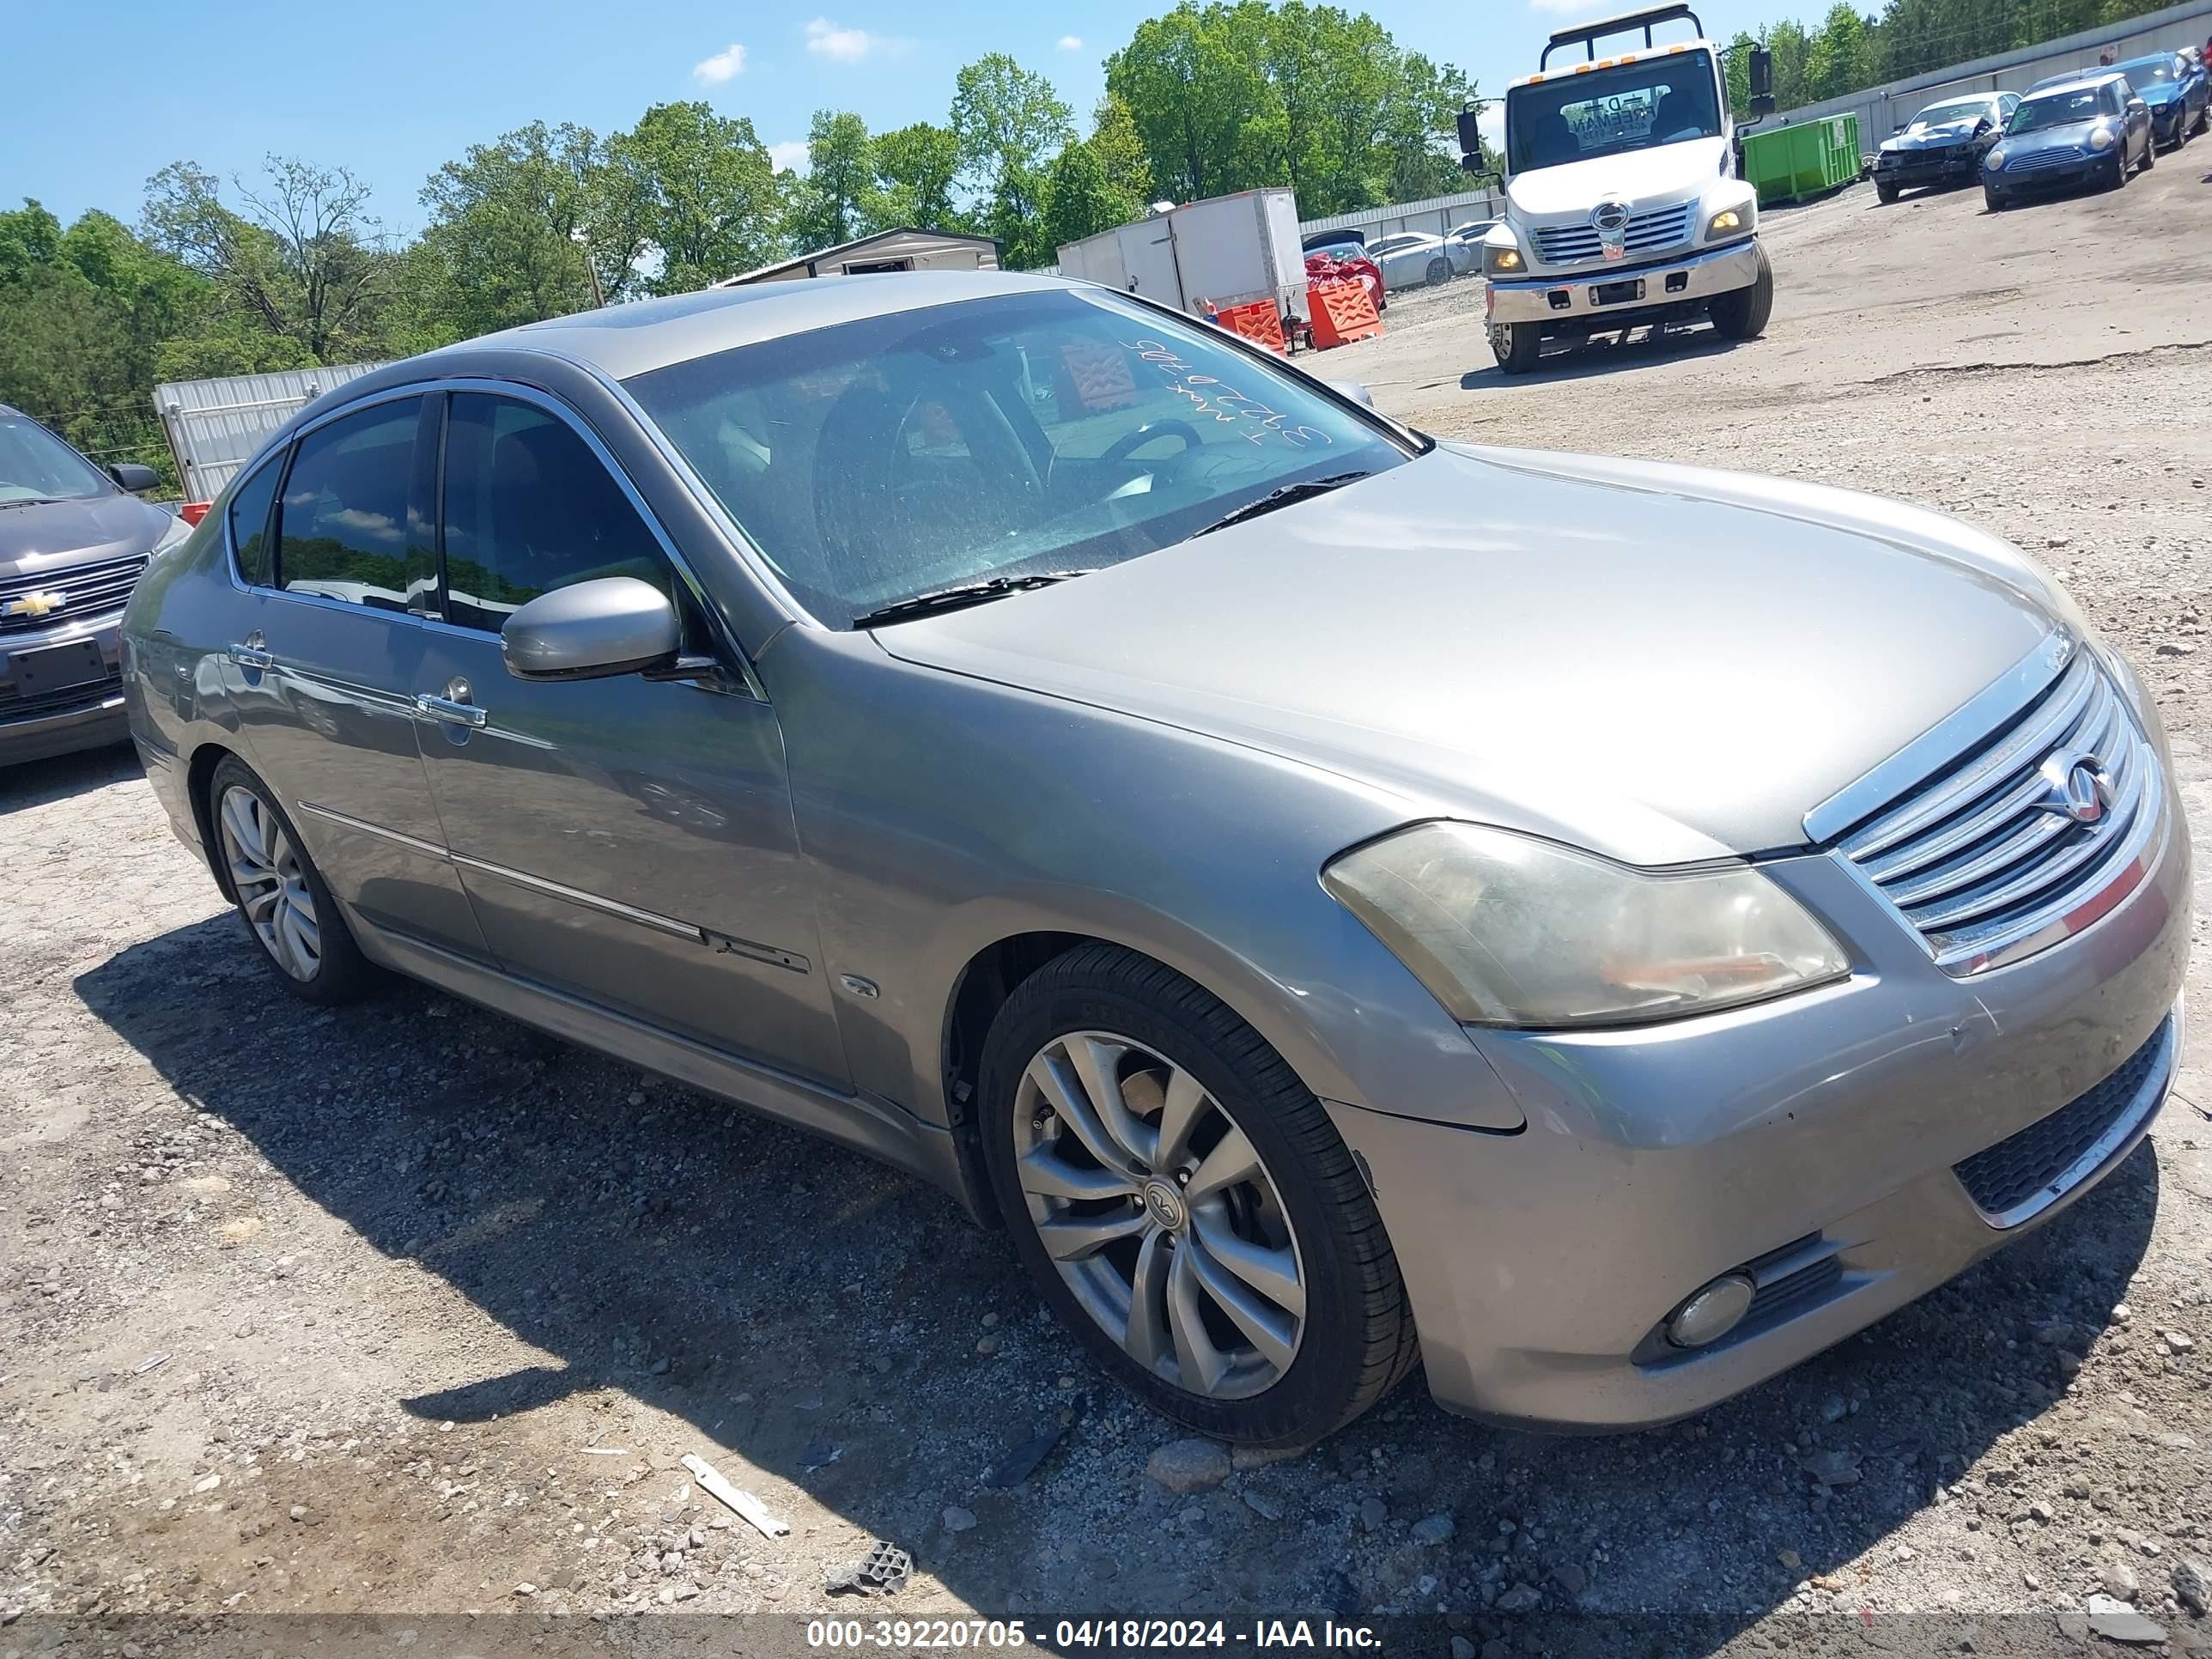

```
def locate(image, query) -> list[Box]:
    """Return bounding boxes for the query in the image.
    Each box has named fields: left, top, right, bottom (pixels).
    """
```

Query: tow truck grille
left=1534, top=203, right=1693, bottom=265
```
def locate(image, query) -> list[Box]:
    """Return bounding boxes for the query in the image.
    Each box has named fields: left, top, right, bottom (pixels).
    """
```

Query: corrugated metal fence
left=1768, top=0, right=2212, bottom=155
left=152, top=362, right=392, bottom=502
left=1297, top=187, right=1504, bottom=245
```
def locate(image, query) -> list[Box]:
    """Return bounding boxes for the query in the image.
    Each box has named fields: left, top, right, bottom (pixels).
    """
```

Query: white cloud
left=1056, top=33, right=1083, bottom=51
left=769, top=140, right=812, bottom=174
left=692, top=42, right=747, bottom=84
left=805, top=17, right=875, bottom=62
left=1477, top=103, right=1504, bottom=143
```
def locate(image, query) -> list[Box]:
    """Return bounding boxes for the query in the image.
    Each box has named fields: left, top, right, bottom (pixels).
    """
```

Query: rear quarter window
left=227, top=454, right=283, bottom=587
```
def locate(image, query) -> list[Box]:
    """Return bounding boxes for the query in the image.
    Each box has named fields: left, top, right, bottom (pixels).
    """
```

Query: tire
left=2193, top=103, right=2208, bottom=137
left=1984, top=185, right=2005, bottom=212
left=977, top=944, right=1417, bottom=1447
left=1489, top=320, right=1542, bottom=374
left=207, top=754, right=375, bottom=1005
left=1876, top=180, right=1899, bottom=203
left=1425, top=256, right=1450, bottom=288
left=1708, top=242, right=1774, bottom=342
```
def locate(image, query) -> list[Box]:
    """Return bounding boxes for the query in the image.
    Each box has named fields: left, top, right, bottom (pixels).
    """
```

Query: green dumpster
left=1742, top=113, right=1862, bottom=207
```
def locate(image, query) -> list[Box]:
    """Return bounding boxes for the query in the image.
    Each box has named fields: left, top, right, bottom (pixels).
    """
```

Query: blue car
left=1984, top=74, right=2155, bottom=209
left=2112, top=51, right=2208, bottom=149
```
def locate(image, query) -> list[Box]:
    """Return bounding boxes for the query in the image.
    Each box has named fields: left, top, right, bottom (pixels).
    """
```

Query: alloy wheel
left=1012, top=1031, right=1306, bottom=1400
left=216, top=785, right=321, bottom=981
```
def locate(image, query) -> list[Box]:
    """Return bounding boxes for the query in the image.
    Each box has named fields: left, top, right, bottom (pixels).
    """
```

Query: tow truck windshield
left=1506, top=51, right=1722, bottom=172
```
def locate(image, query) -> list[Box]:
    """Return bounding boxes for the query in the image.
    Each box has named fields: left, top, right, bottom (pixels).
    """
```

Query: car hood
left=0, top=492, right=173, bottom=578
left=2002, top=122, right=2100, bottom=154
left=1883, top=118, right=1984, bottom=149
left=2137, top=83, right=2183, bottom=104
left=1505, top=137, right=1726, bottom=220
left=873, top=445, right=2067, bottom=866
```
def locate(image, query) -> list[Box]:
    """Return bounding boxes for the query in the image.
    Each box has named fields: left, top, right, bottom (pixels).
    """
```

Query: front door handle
left=415, top=676, right=488, bottom=729
left=228, top=630, right=272, bottom=671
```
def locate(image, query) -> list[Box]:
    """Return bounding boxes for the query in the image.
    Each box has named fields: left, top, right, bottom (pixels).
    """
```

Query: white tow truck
left=1457, top=4, right=1777, bottom=375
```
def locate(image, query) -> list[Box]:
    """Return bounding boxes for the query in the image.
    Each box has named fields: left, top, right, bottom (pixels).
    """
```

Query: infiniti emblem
left=2030, top=750, right=2115, bottom=825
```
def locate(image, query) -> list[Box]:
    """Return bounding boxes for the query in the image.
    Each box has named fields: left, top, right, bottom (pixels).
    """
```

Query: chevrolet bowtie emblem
left=2, top=589, right=68, bottom=619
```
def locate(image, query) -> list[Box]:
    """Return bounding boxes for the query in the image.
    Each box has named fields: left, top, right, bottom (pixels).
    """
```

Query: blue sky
left=12, top=0, right=1784, bottom=232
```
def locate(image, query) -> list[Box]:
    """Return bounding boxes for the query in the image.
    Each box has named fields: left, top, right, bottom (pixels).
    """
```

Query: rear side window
left=227, top=456, right=282, bottom=587
left=439, top=392, right=675, bottom=634
left=275, top=398, right=434, bottom=612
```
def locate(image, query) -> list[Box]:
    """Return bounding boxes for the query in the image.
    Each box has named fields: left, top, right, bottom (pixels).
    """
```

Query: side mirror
left=109, top=462, right=160, bottom=494
left=2127, top=97, right=2148, bottom=114
left=1747, top=46, right=1777, bottom=115
left=1326, top=379, right=1376, bottom=409
left=501, top=576, right=681, bottom=682
left=1455, top=104, right=1485, bottom=170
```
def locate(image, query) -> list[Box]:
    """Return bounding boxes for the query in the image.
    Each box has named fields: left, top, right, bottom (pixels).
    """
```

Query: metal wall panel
left=151, top=362, right=392, bottom=501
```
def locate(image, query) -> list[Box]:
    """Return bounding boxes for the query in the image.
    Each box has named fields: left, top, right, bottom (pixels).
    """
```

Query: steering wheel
left=1099, top=418, right=1204, bottom=469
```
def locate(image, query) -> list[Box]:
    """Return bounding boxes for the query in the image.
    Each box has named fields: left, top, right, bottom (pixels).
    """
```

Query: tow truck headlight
left=1322, top=821, right=1849, bottom=1028
left=2088, top=123, right=2117, bottom=149
left=1706, top=207, right=1747, bottom=238
left=1484, top=243, right=1524, bottom=276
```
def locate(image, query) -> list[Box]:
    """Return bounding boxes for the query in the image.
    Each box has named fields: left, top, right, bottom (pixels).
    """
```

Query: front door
left=222, top=395, right=487, bottom=958
left=409, top=389, right=848, bottom=1087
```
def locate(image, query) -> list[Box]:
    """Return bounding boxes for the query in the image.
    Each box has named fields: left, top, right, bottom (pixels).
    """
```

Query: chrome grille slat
left=1840, top=654, right=2100, bottom=863
left=1834, top=647, right=2162, bottom=975
left=1534, top=204, right=1692, bottom=265
left=0, top=553, right=149, bottom=635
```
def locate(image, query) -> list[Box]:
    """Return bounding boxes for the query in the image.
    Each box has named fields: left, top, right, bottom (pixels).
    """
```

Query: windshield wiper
left=0, top=496, right=66, bottom=511
left=1190, top=472, right=1376, bottom=538
left=850, top=570, right=1093, bottom=629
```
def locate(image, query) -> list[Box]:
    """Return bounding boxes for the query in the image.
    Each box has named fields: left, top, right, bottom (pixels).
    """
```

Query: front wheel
left=2141, top=131, right=2157, bottom=171
left=208, top=755, right=375, bottom=1004
left=1707, top=243, right=1775, bottom=342
left=1490, top=319, right=1542, bottom=374
left=1876, top=180, right=1899, bottom=203
left=978, top=945, right=1417, bottom=1446
left=1984, top=184, right=2006, bottom=212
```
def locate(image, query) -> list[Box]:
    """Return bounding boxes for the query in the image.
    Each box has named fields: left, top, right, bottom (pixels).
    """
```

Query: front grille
left=1838, top=650, right=2160, bottom=973
left=0, top=554, right=148, bottom=636
left=2007, top=147, right=2085, bottom=175
left=0, top=666, right=124, bottom=725
left=1534, top=203, right=1693, bottom=265
left=1953, top=1018, right=2172, bottom=1220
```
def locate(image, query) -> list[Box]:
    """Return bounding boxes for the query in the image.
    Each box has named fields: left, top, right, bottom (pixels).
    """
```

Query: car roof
left=413, top=269, right=1079, bottom=383
left=2022, top=70, right=2127, bottom=98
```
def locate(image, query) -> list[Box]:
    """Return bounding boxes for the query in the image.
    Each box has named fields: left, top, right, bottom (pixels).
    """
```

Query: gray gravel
left=3, top=167, right=2211, bottom=1655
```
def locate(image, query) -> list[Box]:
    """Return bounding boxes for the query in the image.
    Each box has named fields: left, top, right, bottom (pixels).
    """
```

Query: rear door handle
left=415, top=694, right=488, bottom=729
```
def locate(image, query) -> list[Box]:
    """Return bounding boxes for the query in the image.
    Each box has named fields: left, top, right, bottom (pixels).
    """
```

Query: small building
left=718, top=228, right=1003, bottom=286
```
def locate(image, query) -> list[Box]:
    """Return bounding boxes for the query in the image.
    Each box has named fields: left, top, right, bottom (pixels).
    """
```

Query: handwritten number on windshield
left=1125, top=339, right=1334, bottom=451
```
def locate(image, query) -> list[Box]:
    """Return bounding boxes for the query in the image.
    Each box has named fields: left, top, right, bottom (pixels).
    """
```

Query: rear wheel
left=978, top=945, right=1417, bottom=1446
left=1490, top=320, right=1543, bottom=374
left=1708, top=243, right=1774, bottom=342
left=208, top=755, right=374, bottom=1005
left=1425, top=256, right=1451, bottom=287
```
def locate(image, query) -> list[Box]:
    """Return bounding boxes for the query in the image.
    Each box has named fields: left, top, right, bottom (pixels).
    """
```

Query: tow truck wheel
left=1490, top=322, right=1542, bottom=375
left=1707, top=244, right=1774, bottom=343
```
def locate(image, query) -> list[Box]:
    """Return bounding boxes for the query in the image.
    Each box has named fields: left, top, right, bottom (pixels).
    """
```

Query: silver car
left=1362, top=231, right=1457, bottom=289
left=123, top=273, right=2188, bottom=1446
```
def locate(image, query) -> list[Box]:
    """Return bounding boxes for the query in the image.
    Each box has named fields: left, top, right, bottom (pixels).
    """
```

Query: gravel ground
left=5, top=167, right=2212, bottom=1656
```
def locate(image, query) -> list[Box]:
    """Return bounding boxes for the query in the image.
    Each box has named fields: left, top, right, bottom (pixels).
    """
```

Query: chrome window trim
left=221, top=374, right=766, bottom=702
left=1803, top=629, right=2075, bottom=845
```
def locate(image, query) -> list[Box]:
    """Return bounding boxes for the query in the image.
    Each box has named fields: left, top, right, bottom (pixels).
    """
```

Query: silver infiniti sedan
left=123, top=272, right=2188, bottom=1447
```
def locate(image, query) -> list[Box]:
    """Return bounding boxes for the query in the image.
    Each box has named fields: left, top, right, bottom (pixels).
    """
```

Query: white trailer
left=1056, top=188, right=1309, bottom=325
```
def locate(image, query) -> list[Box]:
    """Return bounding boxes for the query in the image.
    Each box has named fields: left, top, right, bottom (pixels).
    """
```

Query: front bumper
left=1986, top=150, right=2113, bottom=195
left=1486, top=237, right=1761, bottom=328
left=2151, top=102, right=2187, bottom=142
left=1329, top=778, right=2191, bottom=1431
left=0, top=616, right=130, bottom=766
left=1877, top=146, right=1980, bottom=187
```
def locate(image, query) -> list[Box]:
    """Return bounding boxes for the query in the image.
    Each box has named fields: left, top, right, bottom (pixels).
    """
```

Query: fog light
left=1665, top=1273, right=1757, bottom=1348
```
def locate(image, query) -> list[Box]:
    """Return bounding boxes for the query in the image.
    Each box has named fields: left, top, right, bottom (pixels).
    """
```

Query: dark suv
left=2, top=405, right=185, bottom=765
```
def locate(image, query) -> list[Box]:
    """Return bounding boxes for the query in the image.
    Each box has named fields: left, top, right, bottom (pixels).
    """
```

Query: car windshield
left=2008, top=88, right=2112, bottom=131
left=2116, top=55, right=2178, bottom=85
left=625, top=288, right=1409, bottom=629
left=1505, top=51, right=1721, bottom=171
left=0, top=415, right=112, bottom=505
left=1909, top=99, right=1991, bottom=127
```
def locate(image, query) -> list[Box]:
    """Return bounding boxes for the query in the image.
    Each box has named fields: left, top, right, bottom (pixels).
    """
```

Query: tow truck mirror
left=1747, top=46, right=1777, bottom=117
left=1455, top=104, right=1486, bottom=170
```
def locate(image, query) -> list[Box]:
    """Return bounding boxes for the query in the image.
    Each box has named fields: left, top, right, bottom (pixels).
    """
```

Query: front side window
left=275, top=398, right=434, bottom=611
left=0, top=414, right=112, bottom=505
left=440, top=393, right=677, bottom=635
left=228, top=454, right=283, bottom=586
left=1506, top=52, right=1722, bottom=171
left=625, top=288, right=1408, bottom=628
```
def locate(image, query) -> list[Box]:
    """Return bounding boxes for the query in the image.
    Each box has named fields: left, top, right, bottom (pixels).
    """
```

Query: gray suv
left=3, top=404, right=185, bottom=765
left=121, top=275, right=2188, bottom=1447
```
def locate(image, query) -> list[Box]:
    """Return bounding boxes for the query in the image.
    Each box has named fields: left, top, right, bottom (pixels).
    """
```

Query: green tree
left=784, top=110, right=880, bottom=250
left=1107, top=5, right=1269, bottom=201
left=873, top=122, right=966, bottom=228
left=950, top=54, right=1074, bottom=268
left=605, top=101, right=786, bottom=291
left=1088, top=94, right=1157, bottom=205
left=1802, top=4, right=1876, bottom=100
left=1042, top=139, right=1139, bottom=251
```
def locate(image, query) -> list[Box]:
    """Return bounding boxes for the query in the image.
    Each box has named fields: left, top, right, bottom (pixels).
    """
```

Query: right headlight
left=1322, top=821, right=1849, bottom=1028
left=2088, top=123, right=2117, bottom=149
left=1986, top=144, right=2010, bottom=169
left=1483, top=241, right=1524, bottom=276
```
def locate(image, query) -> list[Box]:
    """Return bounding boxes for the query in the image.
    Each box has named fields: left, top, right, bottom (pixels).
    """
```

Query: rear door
left=407, top=388, right=848, bottom=1086
left=222, top=394, right=487, bottom=957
